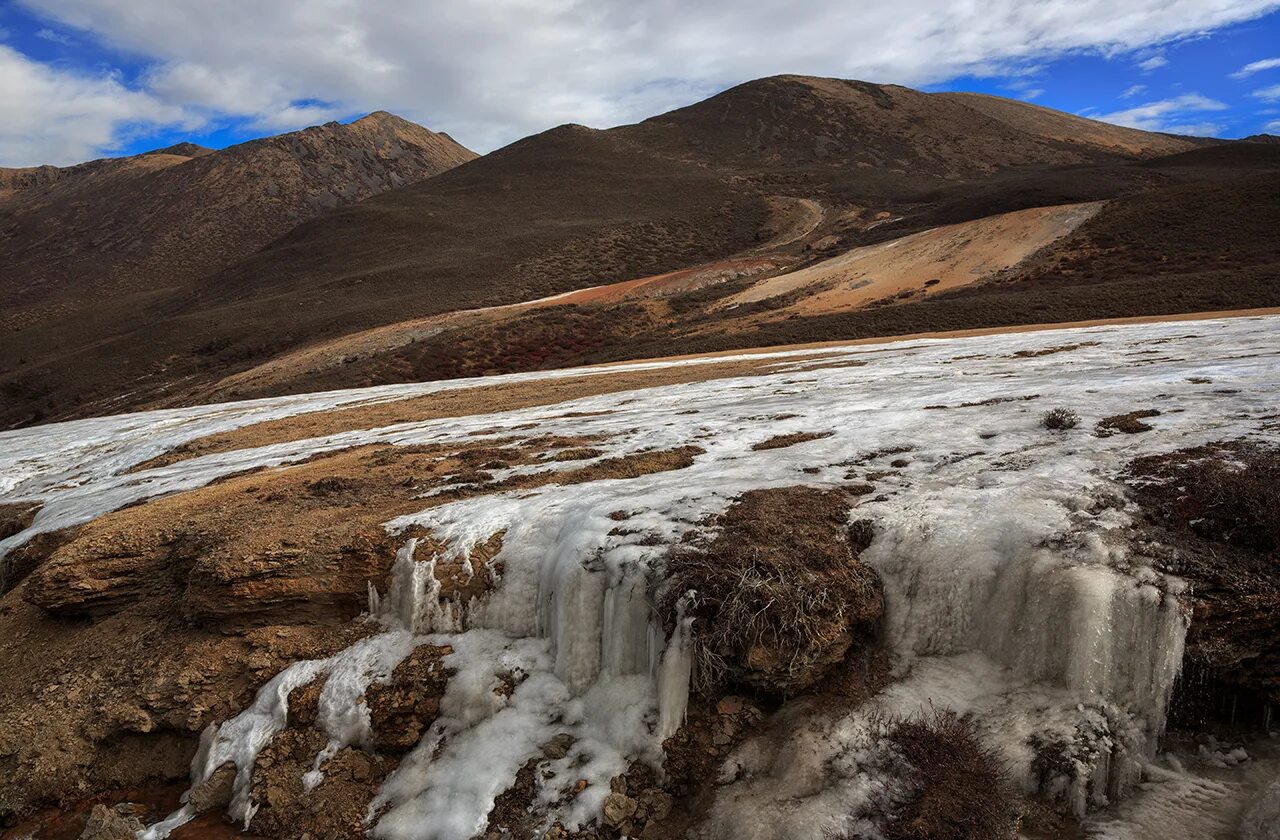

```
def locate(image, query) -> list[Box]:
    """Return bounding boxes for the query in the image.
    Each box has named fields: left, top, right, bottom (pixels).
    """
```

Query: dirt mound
left=658, top=486, right=882, bottom=693
left=1126, top=442, right=1280, bottom=724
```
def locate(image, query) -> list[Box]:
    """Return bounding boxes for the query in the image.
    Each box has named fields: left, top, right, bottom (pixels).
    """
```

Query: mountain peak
left=144, top=142, right=213, bottom=158
left=352, top=110, right=420, bottom=130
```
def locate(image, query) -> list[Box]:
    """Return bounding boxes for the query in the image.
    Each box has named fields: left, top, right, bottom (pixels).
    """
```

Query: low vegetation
left=1128, top=441, right=1280, bottom=554
left=1041, top=408, right=1079, bottom=430
left=881, top=710, right=1018, bottom=840
left=658, top=487, right=882, bottom=694
left=1096, top=408, right=1160, bottom=436
left=751, top=431, right=834, bottom=451
left=1127, top=442, right=1280, bottom=726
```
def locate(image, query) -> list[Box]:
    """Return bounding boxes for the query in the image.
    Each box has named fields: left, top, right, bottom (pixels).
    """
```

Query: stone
left=601, top=792, right=638, bottom=827
left=79, top=804, right=143, bottom=840
left=540, top=732, right=576, bottom=760
left=188, top=761, right=237, bottom=813
left=716, top=695, right=745, bottom=715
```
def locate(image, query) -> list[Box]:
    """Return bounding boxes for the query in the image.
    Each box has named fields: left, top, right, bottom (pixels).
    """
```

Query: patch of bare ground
left=241, top=645, right=455, bottom=840
left=0, top=503, right=39, bottom=542
left=658, top=487, right=883, bottom=694
left=134, top=354, right=783, bottom=471
left=872, top=710, right=1019, bottom=840
left=1010, top=341, right=1100, bottom=358
left=750, top=431, right=834, bottom=451
left=0, top=436, right=704, bottom=820
left=1095, top=408, right=1160, bottom=436
left=1126, top=442, right=1280, bottom=728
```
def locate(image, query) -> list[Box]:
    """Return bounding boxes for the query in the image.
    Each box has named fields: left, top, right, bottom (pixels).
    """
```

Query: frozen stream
left=1, top=315, right=1278, bottom=838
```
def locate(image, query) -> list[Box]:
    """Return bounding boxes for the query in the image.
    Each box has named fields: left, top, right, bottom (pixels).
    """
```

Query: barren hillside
left=2, top=75, right=1267, bottom=429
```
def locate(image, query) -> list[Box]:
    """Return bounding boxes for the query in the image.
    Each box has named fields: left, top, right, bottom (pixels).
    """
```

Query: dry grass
left=1095, top=408, right=1160, bottom=436
left=657, top=487, right=882, bottom=694
left=881, top=710, right=1018, bottom=840
left=1128, top=442, right=1280, bottom=553
left=1041, top=408, right=1079, bottom=430
left=751, top=431, right=834, bottom=451
left=1126, top=441, right=1280, bottom=722
left=1011, top=341, right=1099, bottom=358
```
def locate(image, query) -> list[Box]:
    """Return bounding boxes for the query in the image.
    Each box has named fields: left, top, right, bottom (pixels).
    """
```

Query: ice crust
left=2, top=315, right=1278, bottom=838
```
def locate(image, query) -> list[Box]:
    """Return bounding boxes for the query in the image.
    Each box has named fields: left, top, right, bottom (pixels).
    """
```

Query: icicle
left=658, top=591, right=696, bottom=740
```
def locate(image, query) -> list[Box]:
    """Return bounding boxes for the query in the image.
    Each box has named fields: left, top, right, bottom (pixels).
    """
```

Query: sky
left=2, top=0, right=1280, bottom=167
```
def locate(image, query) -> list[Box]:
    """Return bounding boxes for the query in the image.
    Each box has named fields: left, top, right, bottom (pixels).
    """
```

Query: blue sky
left=942, top=13, right=1280, bottom=137
left=2, top=0, right=1279, bottom=166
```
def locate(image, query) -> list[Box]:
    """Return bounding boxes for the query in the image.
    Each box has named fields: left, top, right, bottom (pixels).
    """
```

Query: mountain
left=0, top=112, right=475, bottom=421
left=3, top=75, right=1275, bottom=427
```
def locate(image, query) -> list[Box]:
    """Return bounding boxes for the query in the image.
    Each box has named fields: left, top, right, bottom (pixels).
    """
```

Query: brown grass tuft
left=1096, top=408, right=1160, bottom=436
left=1041, top=407, right=1079, bottom=430
left=1011, top=341, right=1100, bottom=358
left=658, top=487, right=882, bottom=694
left=1127, top=441, right=1280, bottom=553
left=882, top=710, right=1018, bottom=840
left=751, top=431, right=834, bottom=451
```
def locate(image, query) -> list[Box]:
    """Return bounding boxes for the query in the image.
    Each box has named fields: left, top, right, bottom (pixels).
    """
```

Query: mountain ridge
left=1, top=76, right=1274, bottom=428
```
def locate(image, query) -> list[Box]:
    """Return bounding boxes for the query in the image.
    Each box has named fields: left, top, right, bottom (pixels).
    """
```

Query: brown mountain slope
left=0, top=75, right=1224, bottom=425
left=935, top=92, right=1207, bottom=157
left=626, top=76, right=1198, bottom=183
left=1, top=112, right=474, bottom=322
left=0, top=145, right=211, bottom=203
left=0, top=113, right=475, bottom=424
left=210, top=144, right=1280, bottom=400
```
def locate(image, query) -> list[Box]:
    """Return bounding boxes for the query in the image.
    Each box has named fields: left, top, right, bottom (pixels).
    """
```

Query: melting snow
left=3, top=315, right=1279, bottom=838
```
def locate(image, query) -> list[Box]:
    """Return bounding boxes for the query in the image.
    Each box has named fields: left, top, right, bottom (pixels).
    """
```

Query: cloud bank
left=5, top=0, right=1280, bottom=165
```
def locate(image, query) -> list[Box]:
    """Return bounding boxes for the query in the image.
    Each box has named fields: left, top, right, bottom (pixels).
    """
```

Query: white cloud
left=1265, top=119, right=1280, bottom=131
left=35, top=27, right=74, bottom=45
left=1138, top=54, right=1169, bottom=71
left=1231, top=56, right=1280, bottom=78
left=8, top=0, right=1280, bottom=161
left=1095, top=93, right=1228, bottom=134
left=1121, top=84, right=1148, bottom=98
left=1160, top=121, right=1226, bottom=135
left=0, top=44, right=190, bottom=165
left=1253, top=83, right=1280, bottom=100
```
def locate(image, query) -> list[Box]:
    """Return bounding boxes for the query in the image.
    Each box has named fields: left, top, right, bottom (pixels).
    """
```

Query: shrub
left=1041, top=408, right=1079, bottom=430
left=882, top=710, right=1018, bottom=840
left=657, top=487, right=882, bottom=694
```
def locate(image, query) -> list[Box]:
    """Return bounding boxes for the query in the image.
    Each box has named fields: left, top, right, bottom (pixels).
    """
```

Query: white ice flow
left=1, top=314, right=1278, bottom=838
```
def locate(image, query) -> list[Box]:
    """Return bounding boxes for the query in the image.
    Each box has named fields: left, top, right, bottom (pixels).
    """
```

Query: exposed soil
left=1096, top=408, right=1161, bottom=436
left=1126, top=442, right=1280, bottom=728
left=750, top=431, right=835, bottom=451
left=0, top=433, right=705, bottom=820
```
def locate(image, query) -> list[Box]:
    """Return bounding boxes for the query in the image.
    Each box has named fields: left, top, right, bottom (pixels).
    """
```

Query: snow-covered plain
left=3, top=314, right=1279, bottom=839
